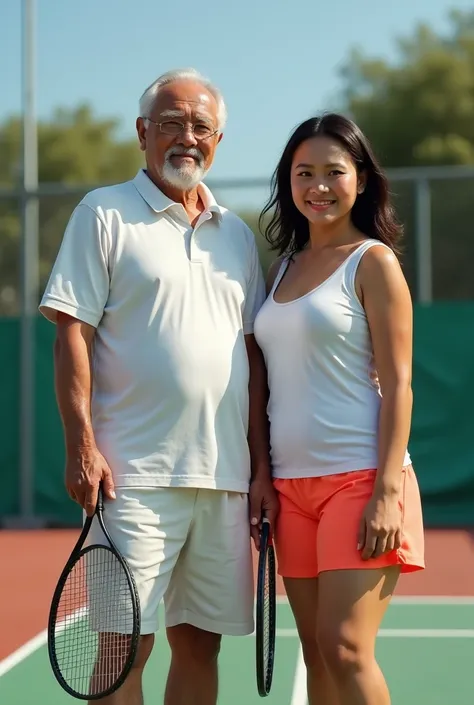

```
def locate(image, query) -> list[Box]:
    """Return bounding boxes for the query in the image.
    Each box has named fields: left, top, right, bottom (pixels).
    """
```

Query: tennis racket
left=47, top=483, right=141, bottom=700
left=256, top=516, right=276, bottom=697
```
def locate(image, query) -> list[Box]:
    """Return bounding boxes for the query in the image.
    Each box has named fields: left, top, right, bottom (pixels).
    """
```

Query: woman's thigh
left=316, top=566, right=400, bottom=656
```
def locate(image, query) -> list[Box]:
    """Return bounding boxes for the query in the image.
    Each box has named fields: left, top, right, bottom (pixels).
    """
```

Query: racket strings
left=53, top=546, right=135, bottom=697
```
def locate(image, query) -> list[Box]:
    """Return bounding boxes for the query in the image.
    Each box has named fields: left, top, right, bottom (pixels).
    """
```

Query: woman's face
left=290, top=135, right=364, bottom=226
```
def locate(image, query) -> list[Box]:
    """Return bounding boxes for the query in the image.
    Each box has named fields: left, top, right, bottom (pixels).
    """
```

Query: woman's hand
left=249, top=476, right=280, bottom=551
left=357, top=491, right=402, bottom=560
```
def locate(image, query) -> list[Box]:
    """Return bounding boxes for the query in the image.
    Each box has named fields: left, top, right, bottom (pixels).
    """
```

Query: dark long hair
left=259, top=113, right=403, bottom=256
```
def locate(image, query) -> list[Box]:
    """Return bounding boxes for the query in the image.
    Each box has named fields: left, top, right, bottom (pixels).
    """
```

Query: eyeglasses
left=142, top=118, right=219, bottom=141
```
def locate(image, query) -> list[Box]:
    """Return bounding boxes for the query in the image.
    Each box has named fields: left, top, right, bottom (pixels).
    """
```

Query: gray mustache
left=166, top=147, right=204, bottom=166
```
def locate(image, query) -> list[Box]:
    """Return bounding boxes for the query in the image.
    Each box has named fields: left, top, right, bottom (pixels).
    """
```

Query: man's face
left=136, top=79, right=223, bottom=190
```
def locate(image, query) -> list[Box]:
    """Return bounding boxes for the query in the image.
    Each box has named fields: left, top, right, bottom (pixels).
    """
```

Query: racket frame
left=256, top=517, right=276, bottom=697
left=47, top=485, right=141, bottom=700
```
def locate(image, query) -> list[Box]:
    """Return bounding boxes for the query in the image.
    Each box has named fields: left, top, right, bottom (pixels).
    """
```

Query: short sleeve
left=39, top=203, right=111, bottom=328
left=243, top=233, right=266, bottom=335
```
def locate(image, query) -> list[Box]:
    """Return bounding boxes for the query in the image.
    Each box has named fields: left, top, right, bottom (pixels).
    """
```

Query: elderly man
left=39, top=68, right=278, bottom=705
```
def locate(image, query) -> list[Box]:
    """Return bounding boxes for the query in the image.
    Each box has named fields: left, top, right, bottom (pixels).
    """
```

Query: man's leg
left=89, top=634, right=155, bottom=705
left=163, top=490, right=254, bottom=705
left=85, top=487, right=195, bottom=704
left=164, top=626, right=221, bottom=705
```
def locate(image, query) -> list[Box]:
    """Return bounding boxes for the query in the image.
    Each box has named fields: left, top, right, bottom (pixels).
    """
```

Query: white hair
left=139, top=68, right=227, bottom=131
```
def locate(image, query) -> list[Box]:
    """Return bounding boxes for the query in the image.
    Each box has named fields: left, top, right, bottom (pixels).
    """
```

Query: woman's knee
left=298, top=632, right=327, bottom=677
left=167, top=624, right=222, bottom=665
left=315, top=567, right=394, bottom=680
left=316, top=622, right=371, bottom=679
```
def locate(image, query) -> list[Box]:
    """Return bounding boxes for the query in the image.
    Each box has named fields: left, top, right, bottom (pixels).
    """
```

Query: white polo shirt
left=39, top=169, right=266, bottom=493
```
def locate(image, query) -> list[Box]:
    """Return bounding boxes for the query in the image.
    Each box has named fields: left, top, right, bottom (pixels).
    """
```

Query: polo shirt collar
left=132, top=169, right=223, bottom=220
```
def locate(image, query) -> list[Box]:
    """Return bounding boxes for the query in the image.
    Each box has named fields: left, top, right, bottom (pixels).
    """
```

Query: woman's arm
left=356, top=245, right=413, bottom=559
left=357, top=244, right=413, bottom=496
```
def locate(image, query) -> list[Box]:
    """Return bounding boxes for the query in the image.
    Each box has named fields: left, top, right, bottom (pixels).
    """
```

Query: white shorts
left=85, top=487, right=254, bottom=636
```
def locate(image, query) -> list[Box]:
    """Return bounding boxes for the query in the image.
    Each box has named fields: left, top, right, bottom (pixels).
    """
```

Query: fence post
left=414, top=178, right=432, bottom=304
left=18, top=0, right=40, bottom=526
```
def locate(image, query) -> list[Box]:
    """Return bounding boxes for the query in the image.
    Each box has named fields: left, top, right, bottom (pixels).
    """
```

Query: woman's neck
left=307, top=217, right=362, bottom=251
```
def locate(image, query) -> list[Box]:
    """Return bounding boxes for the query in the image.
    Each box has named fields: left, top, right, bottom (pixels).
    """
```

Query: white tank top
left=253, top=239, right=411, bottom=479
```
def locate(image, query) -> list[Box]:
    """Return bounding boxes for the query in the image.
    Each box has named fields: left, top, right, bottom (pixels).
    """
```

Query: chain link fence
left=1, top=165, right=474, bottom=320
left=2, top=164, right=474, bottom=524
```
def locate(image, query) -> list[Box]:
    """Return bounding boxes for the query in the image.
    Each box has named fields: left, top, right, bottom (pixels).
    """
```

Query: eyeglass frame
left=141, top=117, right=219, bottom=141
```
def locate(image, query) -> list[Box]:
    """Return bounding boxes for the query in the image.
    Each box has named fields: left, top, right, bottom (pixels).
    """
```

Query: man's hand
left=66, top=446, right=116, bottom=517
left=249, top=475, right=279, bottom=550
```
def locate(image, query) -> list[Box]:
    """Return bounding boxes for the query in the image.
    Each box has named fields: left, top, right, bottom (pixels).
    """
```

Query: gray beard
left=161, top=160, right=206, bottom=190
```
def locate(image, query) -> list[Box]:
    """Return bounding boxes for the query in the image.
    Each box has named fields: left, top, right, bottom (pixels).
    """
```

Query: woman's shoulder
left=356, top=240, right=410, bottom=303
left=357, top=239, right=401, bottom=270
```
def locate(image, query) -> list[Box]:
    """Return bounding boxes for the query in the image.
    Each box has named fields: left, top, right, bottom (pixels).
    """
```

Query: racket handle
left=97, top=482, right=105, bottom=512
left=262, top=517, right=270, bottom=525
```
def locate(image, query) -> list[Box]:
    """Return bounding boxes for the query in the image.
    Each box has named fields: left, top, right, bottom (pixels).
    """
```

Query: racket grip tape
left=97, top=482, right=105, bottom=512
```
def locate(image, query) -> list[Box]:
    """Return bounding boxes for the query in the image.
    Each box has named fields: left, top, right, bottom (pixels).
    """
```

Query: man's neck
left=145, top=169, right=205, bottom=223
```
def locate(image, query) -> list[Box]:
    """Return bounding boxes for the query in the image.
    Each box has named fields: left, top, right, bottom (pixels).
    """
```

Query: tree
left=340, top=10, right=474, bottom=167
left=0, top=105, right=143, bottom=315
left=3, top=11, right=474, bottom=315
left=339, top=9, right=474, bottom=299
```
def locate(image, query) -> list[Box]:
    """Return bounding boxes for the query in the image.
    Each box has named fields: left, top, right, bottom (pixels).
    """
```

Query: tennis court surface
left=1, top=529, right=474, bottom=704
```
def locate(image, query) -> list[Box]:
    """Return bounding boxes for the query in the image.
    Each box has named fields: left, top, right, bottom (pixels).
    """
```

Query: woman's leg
left=284, top=577, right=338, bottom=705
left=316, top=566, right=399, bottom=705
left=272, top=479, right=334, bottom=703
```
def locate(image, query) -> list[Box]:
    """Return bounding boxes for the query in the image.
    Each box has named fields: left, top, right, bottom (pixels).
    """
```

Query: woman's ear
left=357, top=170, right=367, bottom=194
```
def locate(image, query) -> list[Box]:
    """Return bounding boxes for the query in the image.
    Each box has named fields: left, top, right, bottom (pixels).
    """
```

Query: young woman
left=253, top=113, right=425, bottom=705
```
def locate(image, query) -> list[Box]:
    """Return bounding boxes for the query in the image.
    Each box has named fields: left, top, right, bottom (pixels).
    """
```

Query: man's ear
left=136, top=117, right=147, bottom=152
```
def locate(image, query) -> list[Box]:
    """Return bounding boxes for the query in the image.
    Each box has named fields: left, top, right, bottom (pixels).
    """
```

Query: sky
left=1, top=0, right=472, bottom=195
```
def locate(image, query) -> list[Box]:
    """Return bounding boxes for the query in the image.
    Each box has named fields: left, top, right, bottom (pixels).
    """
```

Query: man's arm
left=54, top=313, right=115, bottom=515
left=241, top=235, right=281, bottom=546
left=38, top=202, right=113, bottom=514
left=246, top=332, right=278, bottom=547
left=55, top=313, right=95, bottom=451
left=245, top=333, right=271, bottom=481
left=246, top=254, right=285, bottom=479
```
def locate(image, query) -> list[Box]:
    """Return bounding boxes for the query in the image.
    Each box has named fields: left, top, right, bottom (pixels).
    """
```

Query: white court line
left=390, top=596, right=474, bottom=605
left=0, top=607, right=86, bottom=678
left=379, top=628, right=474, bottom=638
left=290, top=644, right=307, bottom=705
left=0, top=630, right=48, bottom=678
left=287, top=625, right=474, bottom=705
left=277, top=595, right=474, bottom=605
left=267, top=628, right=474, bottom=639
left=2, top=599, right=474, bottom=680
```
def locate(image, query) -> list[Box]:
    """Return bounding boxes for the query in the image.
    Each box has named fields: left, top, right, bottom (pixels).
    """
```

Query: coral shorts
left=273, top=466, right=425, bottom=578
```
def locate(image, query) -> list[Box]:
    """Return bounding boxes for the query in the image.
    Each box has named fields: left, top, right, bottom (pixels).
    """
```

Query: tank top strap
left=342, top=239, right=393, bottom=297
left=268, top=256, right=291, bottom=296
